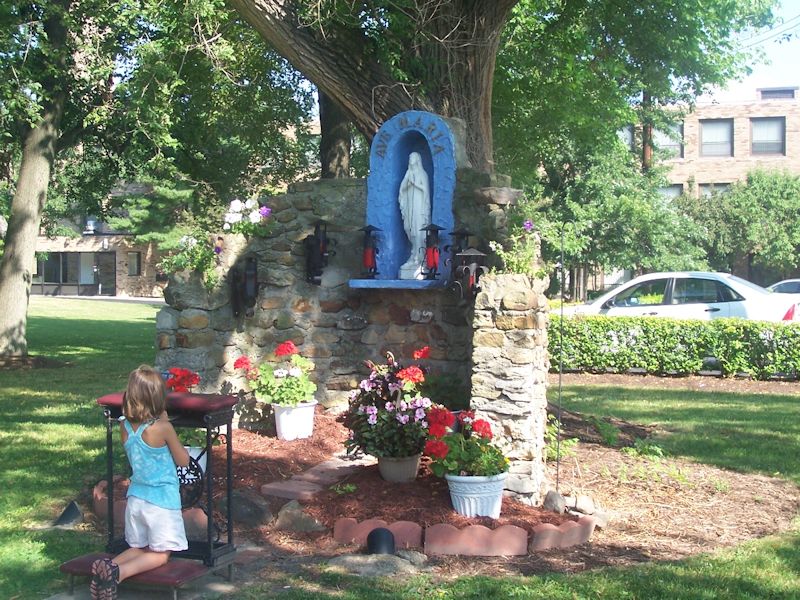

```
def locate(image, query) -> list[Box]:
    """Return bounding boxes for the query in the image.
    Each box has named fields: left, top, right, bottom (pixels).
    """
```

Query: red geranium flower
left=424, top=439, right=449, bottom=459
left=458, top=410, right=476, bottom=425
left=165, top=367, right=200, bottom=392
left=234, top=356, right=251, bottom=370
left=274, top=340, right=298, bottom=357
left=428, top=423, right=447, bottom=438
left=412, top=346, right=430, bottom=360
left=427, top=406, right=455, bottom=429
left=396, top=365, right=425, bottom=384
left=471, top=419, right=493, bottom=440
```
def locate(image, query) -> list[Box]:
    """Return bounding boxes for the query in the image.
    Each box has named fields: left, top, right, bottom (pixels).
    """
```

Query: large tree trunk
left=227, top=0, right=517, bottom=173
left=318, top=90, right=351, bottom=178
left=0, top=101, right=64, bottom=357
left=0, top=5, right=69, bottom=358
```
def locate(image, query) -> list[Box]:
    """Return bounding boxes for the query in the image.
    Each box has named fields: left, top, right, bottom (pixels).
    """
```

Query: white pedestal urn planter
left=273, top=400, right=318, bottom=441
left=377, top=454, right=422, bottom=483
left=445, top=472, right=508, bottom=518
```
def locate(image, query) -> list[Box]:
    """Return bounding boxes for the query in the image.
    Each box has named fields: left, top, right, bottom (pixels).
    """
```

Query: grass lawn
left=0, top=297, right=161, bottom=599
left=2, top=298, right=800, bottom=599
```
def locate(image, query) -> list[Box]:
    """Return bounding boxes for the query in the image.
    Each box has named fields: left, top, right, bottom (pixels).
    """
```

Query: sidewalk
left=39, top=295, right=165, bottom=305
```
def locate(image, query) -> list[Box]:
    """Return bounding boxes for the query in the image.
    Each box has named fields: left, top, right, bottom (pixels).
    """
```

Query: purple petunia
left=259, top=205, right=272, bottom=218
left=523, top=219, right=534, bottom=232
left=414, top=408, right=426, bottom=421
left=396, top=413, right=410, bottom=424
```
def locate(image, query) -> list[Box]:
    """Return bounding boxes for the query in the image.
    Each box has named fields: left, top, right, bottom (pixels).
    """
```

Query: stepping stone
left=294, top=458, right=367, bottom=485
left=260, top=479, right=323, bottom=501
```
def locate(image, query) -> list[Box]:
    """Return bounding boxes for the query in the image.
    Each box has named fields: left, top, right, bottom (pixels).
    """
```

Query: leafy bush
left=549, top=315, right=800, bottom=380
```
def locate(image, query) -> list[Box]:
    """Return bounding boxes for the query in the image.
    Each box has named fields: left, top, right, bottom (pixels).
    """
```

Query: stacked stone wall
left=470, top=273, right=550, bottom=506
left=154, top=174, right=549, bottom=502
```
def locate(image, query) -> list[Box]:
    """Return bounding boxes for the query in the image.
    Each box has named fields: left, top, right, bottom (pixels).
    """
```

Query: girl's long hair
left=123, top=365, right=167, bottom=423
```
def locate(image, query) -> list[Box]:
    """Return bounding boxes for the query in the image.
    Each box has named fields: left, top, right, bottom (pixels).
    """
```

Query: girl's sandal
left=90, top=558, right=119, bottom=600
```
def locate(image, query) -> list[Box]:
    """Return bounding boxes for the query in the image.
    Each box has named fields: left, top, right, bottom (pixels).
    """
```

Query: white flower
left=273, top=368, right=288, bottom=378
left=227, top=212, right=242, bottom=223
left=245, top=198, right=257, bottom=209
left=180, top=235, right=197, bottom=247
left=229, top=199, right=244, bottom=213
left=223, top=223, right=231, bottom=231
left=289, top=367, right=303, bottom=377
left=248, top=210, right=261, bottom=224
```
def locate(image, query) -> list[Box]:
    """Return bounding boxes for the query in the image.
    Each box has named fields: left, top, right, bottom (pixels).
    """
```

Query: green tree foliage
left=0, top=0, right=314, bottom=356
left=677, top=170, right=800, bottom=283
left=491, top=0, right=774, bottom=288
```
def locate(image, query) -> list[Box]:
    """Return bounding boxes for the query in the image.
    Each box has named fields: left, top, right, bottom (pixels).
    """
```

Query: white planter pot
left=273, top=400, right=317, bottom=441
left=445, top=472, right=508, bottom=519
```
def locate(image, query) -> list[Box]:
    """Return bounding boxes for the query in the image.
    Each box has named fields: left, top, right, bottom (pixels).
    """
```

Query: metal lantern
left=445, top=227, right=474, bottom=281
left=451, top=247, right=488, bottom=301
left=421, top=223, right=445, bottom=280
left=359, top=224, right=381, bottom=278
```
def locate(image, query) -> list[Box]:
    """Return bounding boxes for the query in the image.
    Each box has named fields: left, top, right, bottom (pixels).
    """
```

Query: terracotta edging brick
left=333, top=518, right=423, bottom=549
left=425, top=523, right=528, bottom=556
left=334, top=515, right=598, bottom=556
left=530, top=516, right=597, bottom=551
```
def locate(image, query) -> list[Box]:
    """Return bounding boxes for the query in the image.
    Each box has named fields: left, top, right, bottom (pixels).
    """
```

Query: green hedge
left=548, top=316, right=800, bottom=380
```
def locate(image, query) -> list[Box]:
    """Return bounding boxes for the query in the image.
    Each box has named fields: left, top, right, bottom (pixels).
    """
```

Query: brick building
left=662, top=86, right=800, bottom=195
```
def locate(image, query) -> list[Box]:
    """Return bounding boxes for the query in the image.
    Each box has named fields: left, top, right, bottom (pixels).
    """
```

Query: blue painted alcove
left=349, top=111, right=457, bottom=289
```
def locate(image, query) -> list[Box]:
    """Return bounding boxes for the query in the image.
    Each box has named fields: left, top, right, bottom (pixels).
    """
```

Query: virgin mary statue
left=397, top=152, right=431, bottom=279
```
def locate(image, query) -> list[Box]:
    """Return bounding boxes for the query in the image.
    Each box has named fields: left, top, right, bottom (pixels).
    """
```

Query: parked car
left=558, top=272, right=800, bottom=322
left=767, top=279, right=800, bottom=294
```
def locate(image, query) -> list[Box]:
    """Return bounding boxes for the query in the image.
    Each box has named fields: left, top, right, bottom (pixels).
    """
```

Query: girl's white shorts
left=125, top=496, right=188, bottom=552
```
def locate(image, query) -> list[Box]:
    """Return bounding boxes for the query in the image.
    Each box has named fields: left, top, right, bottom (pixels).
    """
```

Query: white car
left=767, top=279, right=800, bottom=294
left=558, top=272, right=800, bottom=322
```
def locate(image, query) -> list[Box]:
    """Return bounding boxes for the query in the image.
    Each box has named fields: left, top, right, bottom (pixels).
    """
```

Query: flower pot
left=273, top=400, right=317, bottom=441
left=445, top=472, right=508, bottom=518
left=377, top=454, right=421, bottom=483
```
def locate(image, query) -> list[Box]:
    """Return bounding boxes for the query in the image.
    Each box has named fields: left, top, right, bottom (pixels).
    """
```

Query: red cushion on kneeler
left=96, top=391, right=237, bottom=414
left=60, top=552, right=113, bottom=575
left=127, top=559, right=208, bottom=586
left=60, top=553, right=208, bottom=586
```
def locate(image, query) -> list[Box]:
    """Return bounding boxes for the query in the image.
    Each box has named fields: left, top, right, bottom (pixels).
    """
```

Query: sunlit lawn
left=0, top=297, right=161, bottom=599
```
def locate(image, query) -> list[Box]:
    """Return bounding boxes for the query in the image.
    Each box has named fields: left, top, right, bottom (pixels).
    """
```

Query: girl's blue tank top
left=123, top=419, right=181, bottom=510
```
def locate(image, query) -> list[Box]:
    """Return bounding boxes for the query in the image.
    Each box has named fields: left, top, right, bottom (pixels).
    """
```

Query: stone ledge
left=332, top=516, right=597, bottom=556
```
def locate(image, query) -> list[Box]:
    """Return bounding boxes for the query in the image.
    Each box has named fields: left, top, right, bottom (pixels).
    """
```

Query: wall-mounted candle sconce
left=304, top=221, right=335, bottom=285
left=231, top=255, right=259, bottom=317
left=359, top=225, right=381, bottom=278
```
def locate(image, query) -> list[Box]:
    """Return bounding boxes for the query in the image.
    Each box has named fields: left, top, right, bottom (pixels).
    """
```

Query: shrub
left=549, top=315, right=800, bottom=380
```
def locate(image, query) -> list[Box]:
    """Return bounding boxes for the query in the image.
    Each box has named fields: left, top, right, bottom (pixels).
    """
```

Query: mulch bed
left=202, top=374, right=800, bottom=575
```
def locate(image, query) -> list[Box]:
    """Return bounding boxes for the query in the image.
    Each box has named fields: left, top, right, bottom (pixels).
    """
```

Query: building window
left=653, top=123, right=683, bottom=159
left=127, top=252, right=142, bottom=276
left=759, top=87, right=796, bottom=100
left=699, top=183, right=730, bottom=197
left=751, top=117, right=785, bottom=155
left=658, top=184, right=684, bottom=199
left=700, top=119, right=733, bottom=157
